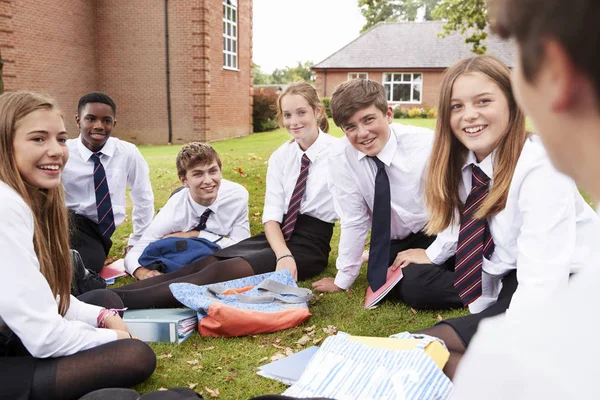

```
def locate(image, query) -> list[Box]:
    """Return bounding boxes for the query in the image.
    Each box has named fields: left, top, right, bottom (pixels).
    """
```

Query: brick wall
left=0, top=0, right=253, bottom=145
left=314, top=68, right=445, bottom=110
left=1, top=0, right=98, bottom=136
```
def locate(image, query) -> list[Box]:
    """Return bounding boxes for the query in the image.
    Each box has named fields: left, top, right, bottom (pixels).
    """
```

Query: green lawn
left=110, top=117, right=551, bottom=398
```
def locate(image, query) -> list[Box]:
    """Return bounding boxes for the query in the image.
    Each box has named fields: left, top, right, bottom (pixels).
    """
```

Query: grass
left=110, top=116, right=584, bottom=398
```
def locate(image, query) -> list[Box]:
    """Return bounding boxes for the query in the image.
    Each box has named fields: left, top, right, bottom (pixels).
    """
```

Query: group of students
left=2, top=0, right=600, bottom=397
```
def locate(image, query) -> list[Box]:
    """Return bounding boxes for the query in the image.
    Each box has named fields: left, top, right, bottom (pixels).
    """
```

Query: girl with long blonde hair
left=0, top=91, right=155, bottom=399
left=393, top=56, right=599, bottom=379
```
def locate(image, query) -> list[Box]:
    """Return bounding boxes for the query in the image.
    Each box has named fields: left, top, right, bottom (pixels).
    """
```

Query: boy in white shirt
left=124, top=142, right=250, bottom=280
left=312, top=79, right=462, bottom=309
left=63, top=92, right=154, bottom=273
left=451, top=0, right=600, bottom=397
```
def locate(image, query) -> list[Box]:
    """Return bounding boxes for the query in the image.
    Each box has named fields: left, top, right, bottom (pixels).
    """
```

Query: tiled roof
left=313, top=21, right=515, bottom=69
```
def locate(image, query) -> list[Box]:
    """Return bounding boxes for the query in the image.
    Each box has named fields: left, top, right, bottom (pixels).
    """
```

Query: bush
left=425, top=106, right=437, bottom=119
left=252, top=89, right=279, bottom=133
left=321, top=97, right=332, bottom=118
left=407, top=108, right=422, bottom=118
left=393, top=107, right=408, bottom=119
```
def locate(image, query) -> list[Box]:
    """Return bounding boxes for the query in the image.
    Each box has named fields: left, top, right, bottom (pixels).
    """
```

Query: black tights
left=21, top=289, right=156, bottom=400
left=112, top=256, right=255, bottom=309
left=416, top=323, right=465, bottom=380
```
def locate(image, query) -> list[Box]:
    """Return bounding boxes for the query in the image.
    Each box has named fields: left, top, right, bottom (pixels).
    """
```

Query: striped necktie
left=367, top=156, right=391, bottom=292
left=281, top=154, right=310, bottom=241
left=454, top=164, right=495, bottom=306
left=195, top=208, right=212, bottom=231
left=91, top=152, right=115, bottom=238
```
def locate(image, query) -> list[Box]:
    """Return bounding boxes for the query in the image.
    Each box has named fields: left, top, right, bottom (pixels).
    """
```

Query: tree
left=432, top=0, right=488, bottom=54
left=358, top=0, right=440, bottom=33
left=253, top=63, right=272, bottom=85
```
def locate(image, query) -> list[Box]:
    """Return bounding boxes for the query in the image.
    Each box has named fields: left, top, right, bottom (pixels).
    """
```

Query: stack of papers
left=100, top=258, right=128, bottom=284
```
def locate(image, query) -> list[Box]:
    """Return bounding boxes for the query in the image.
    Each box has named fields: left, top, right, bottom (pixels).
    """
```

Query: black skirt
left=440, top=269, right=518, bottom=347
left=213, top=214, right=334, bottom=281
left=0, top=333, right=38, bottom=400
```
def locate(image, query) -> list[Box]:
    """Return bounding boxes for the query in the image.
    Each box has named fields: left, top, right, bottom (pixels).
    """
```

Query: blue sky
left=252, top=0, right=366, bottom=73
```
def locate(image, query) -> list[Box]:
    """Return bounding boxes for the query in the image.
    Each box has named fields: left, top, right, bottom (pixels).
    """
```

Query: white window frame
left=348, top=72, right=368, bottom=80
left=222, top=0, right=238, bottom=70
left=382, top=72, right=423, bottom=104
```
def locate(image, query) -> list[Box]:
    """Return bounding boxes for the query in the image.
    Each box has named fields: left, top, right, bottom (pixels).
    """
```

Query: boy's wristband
left=276, top=253, right=294, bottom=263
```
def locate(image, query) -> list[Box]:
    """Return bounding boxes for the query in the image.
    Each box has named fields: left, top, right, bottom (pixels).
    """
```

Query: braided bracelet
left=276, top=253, right=295, bottom=263
left=97, top=308, right=127, bottom=328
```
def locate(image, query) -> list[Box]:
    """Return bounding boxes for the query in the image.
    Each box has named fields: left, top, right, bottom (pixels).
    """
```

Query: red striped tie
left=91, top=152, right=115, bottom=239
left=454, top=164, right=494, bottom=306
left=281, top=154, right=310, bottom=241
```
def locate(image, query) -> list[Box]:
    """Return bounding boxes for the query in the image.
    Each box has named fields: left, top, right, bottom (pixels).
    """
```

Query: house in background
left=312, top=21, right=515, bottom=110
left=0, top=0, right=253, bottom=144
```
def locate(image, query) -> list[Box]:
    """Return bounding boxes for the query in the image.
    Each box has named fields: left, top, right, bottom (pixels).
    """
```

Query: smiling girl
left=111, top=82, right=339, bottom=310
left=396, top=56, right=600, bottom=379
left=0, top=92, right=155, bottom=399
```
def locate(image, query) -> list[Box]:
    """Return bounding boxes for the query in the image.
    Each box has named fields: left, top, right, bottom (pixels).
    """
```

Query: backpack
left=138, top=237, right=221, bottom=273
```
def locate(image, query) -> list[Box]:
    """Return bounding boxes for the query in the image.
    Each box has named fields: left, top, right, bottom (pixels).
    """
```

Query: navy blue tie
left=195, top=208, right=212, bottom=231
left=91, top=152, right=115, bottom=238
left=367, top=156, right=391, bottom=292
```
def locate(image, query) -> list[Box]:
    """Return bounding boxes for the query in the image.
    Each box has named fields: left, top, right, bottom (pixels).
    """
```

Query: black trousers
left=388, top=231, right=464, bottom=310
left=69, top=212, right=113, bottom=273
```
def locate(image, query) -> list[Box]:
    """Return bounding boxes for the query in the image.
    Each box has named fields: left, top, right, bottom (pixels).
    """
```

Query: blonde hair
left=276, top=81, right=329, bottom=134
left=425, top=56, right=527, bottom=234
left=0, top=91, right=72, bottom=315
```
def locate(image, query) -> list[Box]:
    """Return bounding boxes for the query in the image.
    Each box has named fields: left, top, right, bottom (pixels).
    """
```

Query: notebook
left=99, top=258, right=128, bottom=284
left=257, top=346, right=320, bottom=385
left=123, top=308, right=198, bottom=344
left=364, top=267, right=403, bottom=309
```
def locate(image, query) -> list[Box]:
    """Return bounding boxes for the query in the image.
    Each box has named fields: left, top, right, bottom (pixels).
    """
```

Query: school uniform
left=124, top=180, right=250, bottom=275
left=425, top=136, right=600, bottom=346
left=63, top=136, right=154, bottom=272
left=214, top=130, right=339, bottom=280
left=328, top=123, right=446, bottom=293
left=0, top=181, right=118, bottom=397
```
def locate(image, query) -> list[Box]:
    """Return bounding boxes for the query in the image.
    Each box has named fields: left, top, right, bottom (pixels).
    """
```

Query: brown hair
left=276, top=81, right=329, bottom=133
left=176, top=142, right=222, bottom=177
left=490, top=0, right=600, bottom=100
left=425, top=55, right=527, bottom=234
left=0, top=91, right=72, bottom=315
left=330, top=79, right=389, bottom=129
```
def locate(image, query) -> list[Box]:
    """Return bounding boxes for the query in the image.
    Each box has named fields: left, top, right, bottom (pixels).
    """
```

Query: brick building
left=0, top=0, right=253, bottom=144
left=312, top=21, right=515, bottom=111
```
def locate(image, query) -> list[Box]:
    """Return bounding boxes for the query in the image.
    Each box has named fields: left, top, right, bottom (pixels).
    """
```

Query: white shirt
left=263, top=130, right=339, bottom=225
left=452, top=263, right=600, bottom=399
left=329, top=123, right=434, bottom=290
left=124, top=179, right=250, bottom=274
left=63, top=136, right=155, bottom=246
left=0, top=182, right=116, bottom=358
left=426, top=136, right=600, bottom=314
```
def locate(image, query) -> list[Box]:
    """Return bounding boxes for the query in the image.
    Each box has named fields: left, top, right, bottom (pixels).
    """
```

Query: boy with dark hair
left=451, top=0, right=600, bottom=397
left=312, top=79, right=461, bottom=310
left=124, top=142, right=250, bottom=280
left=63, top=92, right=154, bottom=273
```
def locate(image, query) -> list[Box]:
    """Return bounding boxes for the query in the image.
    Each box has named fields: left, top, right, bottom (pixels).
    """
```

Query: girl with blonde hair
left=0, top=91, right=155, bottom=399
left=393, top=56, right=599, bottom=378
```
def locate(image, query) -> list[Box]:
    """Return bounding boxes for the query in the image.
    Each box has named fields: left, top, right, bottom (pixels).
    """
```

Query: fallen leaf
left=188, top=383, right=198, bottom=390
left=313, top=337, right=323, bottom=345
left=258, top=357, right=268, bottom=363
left=303, top=325, right=316, bottom=333
left=204, top=387, right=220, bottom=397
left=296, top=335, right=312, bottom=347
left=225, top=376, right=236, bottom=381
left=347, top=289, right=353, bottom=299
left=257, top=179, right=263, bottom=185
left=272, top=344, right=286, bottom=350
left=322, top=325, right=338, bottom=335
left=274, top=338, right=282, bottom=343
left=158, top=387, right=168, bottom=391
left=411, top=307, right=417, bottom=315
left=158, top=353, right=172, bottom=359
left=232, top=167, right=247, bottom=177
left=186, top=359, right=199, bottom=365
left=202, top=346, right=215, bottom=351
left=271, top=352, right=286, bottom=361
left=285, top=347, right=294, bottom=356
left=217, top=367, right=223, bottom=370
left=192, top=365, right=203, bottom=371
left=436, top=314, right=444, bottom=322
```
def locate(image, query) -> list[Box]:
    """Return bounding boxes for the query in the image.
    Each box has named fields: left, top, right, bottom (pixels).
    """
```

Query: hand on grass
left=390, top=248, right=431, bottom=271
left=133, top=266, right=162, bottom=280
left=275, top=256, right=298, bottom=281
left=312, top=277, right=343, bottom=293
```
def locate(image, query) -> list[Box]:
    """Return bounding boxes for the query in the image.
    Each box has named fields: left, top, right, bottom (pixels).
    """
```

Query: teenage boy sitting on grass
left=124, top=142, right=250, bottom=280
